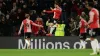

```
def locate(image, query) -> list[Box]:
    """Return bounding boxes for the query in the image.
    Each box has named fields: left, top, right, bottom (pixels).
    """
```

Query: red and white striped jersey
left=21, top=19, right=33, bottom=33
left=19, top=18, right=42, bottom=34
left=89, top=8, right=99, bottom=29
left=53, top=8, right=62, bottom=19
left=79, top=18, right=87, bottom=33
left=46, top=8, right=62, bottom=20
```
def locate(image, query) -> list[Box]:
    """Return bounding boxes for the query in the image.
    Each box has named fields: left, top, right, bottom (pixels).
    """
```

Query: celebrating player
left=18, top=14, right=43, bottom=49
left=79, top=16, right=87, bottom=49
left=43, top=3, right=62, bottom=36
left=85, top=2, right=100, bottom=55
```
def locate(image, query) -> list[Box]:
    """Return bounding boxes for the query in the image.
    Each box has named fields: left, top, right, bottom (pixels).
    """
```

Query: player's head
left=85, top=2, right=94, bottom=10
left=54, top=3, right=59, bottom=8
left=25, top=14, right=30, bottom=19
left=36, top=17, right=42, bottom=21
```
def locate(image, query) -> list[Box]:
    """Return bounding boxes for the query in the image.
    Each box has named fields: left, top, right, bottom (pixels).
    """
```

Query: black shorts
left=89, top=28, right=98, bottom=38
left=24, top=33, right=31, bottom=39
left=79, top=33, right=86, bottom=40
left=50, top=18, right=59, bottom=23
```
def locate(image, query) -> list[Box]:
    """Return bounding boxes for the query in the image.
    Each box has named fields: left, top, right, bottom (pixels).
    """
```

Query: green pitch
left=0, top=49, right=99, bottom=56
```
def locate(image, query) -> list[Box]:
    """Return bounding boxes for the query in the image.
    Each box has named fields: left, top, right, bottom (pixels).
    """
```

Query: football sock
left=95, top=39, right=100, bottom=52
left=50, top=27, right=55, bottom=34
left=91, top=39, right=97, bottom=53
left=80, top=40, right=86, bottom=49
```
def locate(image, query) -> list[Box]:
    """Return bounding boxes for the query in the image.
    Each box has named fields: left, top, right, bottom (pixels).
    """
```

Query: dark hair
left=88, top=2, right=94, bottom=7
left=55, top=3, right=60, bottom=6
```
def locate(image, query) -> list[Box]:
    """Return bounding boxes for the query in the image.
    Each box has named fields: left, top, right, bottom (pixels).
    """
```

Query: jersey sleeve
left=45, top=10, right=54, bottom=13
left=79, top=21, right=82, bottom=28
left=52, top=9, right=61, bottom=13
left=19, top=21, right=24, bottom=32
left=30, top=20, right=41, bottom=27
left=88, top=11, right=94, bottom=24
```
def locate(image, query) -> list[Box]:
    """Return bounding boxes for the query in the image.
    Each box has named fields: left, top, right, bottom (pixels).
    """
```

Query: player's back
left=53, top=8, right=62, bottom=19
left=89, top=8, right=99, bottom=28
left=80, top=18, right=87, bottom=33
left=23, top=19, right=32, bottom=33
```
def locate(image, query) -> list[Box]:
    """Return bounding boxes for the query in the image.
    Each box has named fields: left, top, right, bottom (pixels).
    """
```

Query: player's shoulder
left=29, top=20, right=33, bottom=22
left=22, top=19, right=26, bottom=22
left=91, top=8, right=98, bottom=12
left=89, top=10, right=94, bottom=15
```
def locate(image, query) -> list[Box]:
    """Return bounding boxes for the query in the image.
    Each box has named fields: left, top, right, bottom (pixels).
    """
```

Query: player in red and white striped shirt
left=79, top=16, right=88, bottom=49
left=43, top=4, right=62, bottom=21
left=43, top=3, right=62, bottom=36
left=86, top=2, right=100, bottom=55
left=18, top=14, right=43, bottom=49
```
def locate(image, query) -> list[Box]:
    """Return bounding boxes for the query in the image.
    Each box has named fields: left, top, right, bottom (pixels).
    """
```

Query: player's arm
left=18, top=22, right=23, bottom=35
left=52, top=9, right=61, bottom=13
left=53, top=23, right=58, bottom=27
left=51, top=7, right=62, bottom=13
left=31, top=21, right=43, bottom=27
left=79, top=22, right=82, bottom=28
left=43, top=7, right=56, bottom=13
left=43, top=10, right=53, bottom=13
left=87, top=12, right=94, bottom=25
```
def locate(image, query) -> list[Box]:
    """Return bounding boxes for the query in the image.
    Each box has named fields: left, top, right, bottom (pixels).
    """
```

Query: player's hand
left=84, top=25, right=89, bottom=28
left=87, top=25, right=90, bottom=28
left=18, top=31, right=21, bottom=35
left=43, top=10, right=46, bottom=12
left=39, top=25, right=43, bottom=28
left=50, top=7, right=53, bottom=10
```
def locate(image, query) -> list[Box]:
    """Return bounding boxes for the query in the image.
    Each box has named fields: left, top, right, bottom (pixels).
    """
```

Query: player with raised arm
left=85, top=2, right=100, bottom=55
left=43, top=3, right=62, bottom=36
left=18, top=14, right=43, bottom=49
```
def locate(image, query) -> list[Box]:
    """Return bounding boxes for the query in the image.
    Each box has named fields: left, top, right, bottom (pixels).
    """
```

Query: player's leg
left=26, top=38, right=31, bottom=49
left=82, top=33, right=86, bottom=49
left=79, top=33, right=86, bottom=49
left=47, top=19, right=56, bottom=36
left=94, top=29, right=100, bottom=55
left=50, top=19, right=57, bottom=34
left=24, top=33, right=31, bottom=49
left=89, top=29, right=99, bottom=55
left=26, top=33, right=31, bottom=49
left=46, top=23, right=54, bottom=36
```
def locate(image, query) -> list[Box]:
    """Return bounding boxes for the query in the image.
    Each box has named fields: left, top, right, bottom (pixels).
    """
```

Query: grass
left=0, top=49, right=99, bottom=56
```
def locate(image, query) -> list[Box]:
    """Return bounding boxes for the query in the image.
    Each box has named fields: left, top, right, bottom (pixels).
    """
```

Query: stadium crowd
left=0, top=0, right=99, bottom=36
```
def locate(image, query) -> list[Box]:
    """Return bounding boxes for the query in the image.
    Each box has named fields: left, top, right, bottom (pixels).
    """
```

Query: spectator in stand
left=16, top=8, right=25, bottom=25
left=17, top=0, right=25, bottom=8
left=28, top=0, right=37, bottom=10
left=70, top=0, right=78, bottom=18
left=69, top=17, right=78, bottom=36
left=76, top=5, right=84, bottom=16
left=29, top=10, right=37, bottom=21
left=0, top=15, right=7, bottom=36
left=93, top=0, right=98, bottom=9
left=11, top=2, right=17, bottom=13
left=0, top=1, right=7, bottom=15
left=22, top=4, right=29, bottom=13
